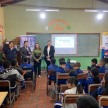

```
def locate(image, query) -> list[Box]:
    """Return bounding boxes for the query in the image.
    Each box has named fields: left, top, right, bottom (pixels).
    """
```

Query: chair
left=0, top=80, right=16, bottom=108
left=63, top=94, right=87, bottom=108
left=98, top=96, right=108, bottom=108
left=56, top=73, right=69, bottom=101
left=88, top=84, right=101, bottom=95
left=98, top=73, right=105, bottom=79
left=77, top=73, right=88, bottom=80
left=22, top=68, right=36, bottom=92
left=47, top=70, right=56, bottom=95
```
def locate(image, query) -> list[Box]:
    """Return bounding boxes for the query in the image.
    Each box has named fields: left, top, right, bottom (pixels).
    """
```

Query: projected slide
left=51, top=34, right=77, bottom=55
left=55, top=37, right=74, bottom=48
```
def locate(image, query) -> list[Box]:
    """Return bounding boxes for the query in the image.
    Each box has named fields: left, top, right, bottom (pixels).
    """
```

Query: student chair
left=63, top=94, right=87, bottom=108
left=22, top=68, right=36, bottom=92
left=98, top=73, right=105, bottom=79
left=77, top=73, right=88, bottom=80
left=47, top=70, right=56, bottom=95
left=56, top=73, right=70, bottom=101
left=0, top=80, right=17, bottom=108
left=88, top=84, right=101, bottom=95
left=98, top=96, right=108, bottom=108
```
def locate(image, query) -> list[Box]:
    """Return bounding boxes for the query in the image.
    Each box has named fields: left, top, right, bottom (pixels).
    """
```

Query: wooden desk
left=0, top=92, right=8, bottom=106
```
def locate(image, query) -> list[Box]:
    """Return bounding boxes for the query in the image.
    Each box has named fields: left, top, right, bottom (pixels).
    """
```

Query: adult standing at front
left=44, top=41, right=55, bottom=72
left=20, top=41, right=31, bottom=63
left=32, top=43, right=42, bottom=77
left=3, top=41, right=17, bottom=61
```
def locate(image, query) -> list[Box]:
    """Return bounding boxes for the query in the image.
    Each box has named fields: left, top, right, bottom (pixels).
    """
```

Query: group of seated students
left=47, top=58, right=108, bottom=108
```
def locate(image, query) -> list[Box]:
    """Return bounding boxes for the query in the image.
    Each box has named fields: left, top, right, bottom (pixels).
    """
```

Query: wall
left=3, top=0, right=108, bottom=69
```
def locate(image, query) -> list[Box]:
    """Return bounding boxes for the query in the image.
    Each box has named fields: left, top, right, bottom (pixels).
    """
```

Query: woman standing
left=33, top=43, right=42, bottom=77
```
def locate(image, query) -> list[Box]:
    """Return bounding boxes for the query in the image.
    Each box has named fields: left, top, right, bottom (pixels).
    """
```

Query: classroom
left=0, top=0, right=108, bottom=108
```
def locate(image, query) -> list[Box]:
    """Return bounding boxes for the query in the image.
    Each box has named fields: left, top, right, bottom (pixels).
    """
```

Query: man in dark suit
left=20, top=41, right=31, bottom=63
left=44, top=41, right=55, bottom=72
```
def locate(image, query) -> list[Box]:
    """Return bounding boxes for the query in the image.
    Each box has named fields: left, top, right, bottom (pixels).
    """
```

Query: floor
left=3, top=71, right=54, bottom=108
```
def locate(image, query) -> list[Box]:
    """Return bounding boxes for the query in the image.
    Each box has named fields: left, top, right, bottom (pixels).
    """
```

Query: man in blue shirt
left=0, top=59, right=4, bottom=71
left=74, top=62, right=86, bottom=87
left=48, top=58, right=58, bottom=80
left=3, top=41, right=17, bottom=61
left=99, top=60, right=107, bottom=73
left=20, top=57, right=34, bottom=72
left=56, top=60, right=66, bottom=85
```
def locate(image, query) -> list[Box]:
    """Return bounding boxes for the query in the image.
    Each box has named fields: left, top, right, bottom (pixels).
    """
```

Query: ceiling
left=99, top=0, right=108, bottom=4
left=0, top=0, right=25, bottom=7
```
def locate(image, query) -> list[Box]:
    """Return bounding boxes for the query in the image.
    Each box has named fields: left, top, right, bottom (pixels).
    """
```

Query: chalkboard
left=27, top=33, right=100, bottom=57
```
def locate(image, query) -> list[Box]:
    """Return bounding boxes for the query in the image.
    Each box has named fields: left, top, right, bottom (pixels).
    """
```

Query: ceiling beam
left=0, top=0, right=14, bottom=4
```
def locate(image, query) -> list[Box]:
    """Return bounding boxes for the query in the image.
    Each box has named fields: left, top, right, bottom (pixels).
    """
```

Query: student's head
left=74, top=62, right=81, bottom=70
left=51, top=58, right=56, bottom=65
left=47, top=41, right=51, bottom=46
left=91, top=58, right=97, bottom=65
left=76, top=95, right=99, bottom=108
left=23, top=57, right=28, bottom=63
left=24, top=41, right=28, bottom=47
left=0, top=59, right=4, bottom=66
left=69, top=70, right=77, bottom=78
left=90, top=67, right=100, bottom=83
left=59, top=58, right=65, bottom=64
left=3, top=60, right=11, bottom=69
left=67, top=76, right=83, bottom=94
left=11, top=59, right=17, bottom=66
left=103, top=58, right=108, bottom=64
left=60, top=61, right=66, bottom=69
left=9, top=41, right=14, bottom=48
left=99, top=60, right=105, bottom=67
left=101, top=72, right=108, bottom=95
left=34, top=43, right=41, bottom=50
left=105, top=64, right=108, bottom=70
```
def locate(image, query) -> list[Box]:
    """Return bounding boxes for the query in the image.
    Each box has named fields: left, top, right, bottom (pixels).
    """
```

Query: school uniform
left=66, top=63, right=73, bottom=69
left=54, top=87, right=85, bottom=108
left=48, top=64, right=58, bottom=80
left=99, top=66, right=107, bottom=73
left=76, top=69, right=86, bottom=87
left=97, top=86, right=108, bottom=108
left=56, top=67, right=66, bottom=85
left=0, top=66, right=4, bottom=71
left=84, top=77, right=102, bottom=93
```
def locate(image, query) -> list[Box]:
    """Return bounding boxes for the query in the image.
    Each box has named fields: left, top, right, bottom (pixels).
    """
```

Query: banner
left=101, top=32, right=108, bottom=59
left=20, top=35, right=36, bottom=51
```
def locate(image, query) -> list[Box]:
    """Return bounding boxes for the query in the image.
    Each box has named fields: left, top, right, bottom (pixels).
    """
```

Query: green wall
left=41, top=52, right=101, bottom=69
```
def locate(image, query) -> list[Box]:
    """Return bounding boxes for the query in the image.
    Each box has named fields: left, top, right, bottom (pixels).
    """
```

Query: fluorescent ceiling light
left=97, top=14, right=103, bottom=19
left=102, top=10, right=108, bottom=12
left=26, top=9, right=40, bottom=11
left=85, top=9, right=99, bottom=12
left=26, top=9, right=59, bottom=12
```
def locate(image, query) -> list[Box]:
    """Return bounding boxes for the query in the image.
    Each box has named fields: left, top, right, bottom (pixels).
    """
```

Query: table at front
left=0, top=92, right=8, bottom=106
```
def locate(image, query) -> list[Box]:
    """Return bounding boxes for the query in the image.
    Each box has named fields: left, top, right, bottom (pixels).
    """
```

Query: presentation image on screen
left=55, top=37, right=74, bottom=48
left=51, top=34, right=77, bottom=55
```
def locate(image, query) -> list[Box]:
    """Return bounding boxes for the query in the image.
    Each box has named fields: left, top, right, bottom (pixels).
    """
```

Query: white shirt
left=61, top=87, right=85, bottom=108
left=47, top=46, right=50, bottom=56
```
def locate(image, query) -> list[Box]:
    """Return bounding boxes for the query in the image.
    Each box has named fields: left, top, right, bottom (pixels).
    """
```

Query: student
left=54, top=76, right=84, bottom=108
left=103, top=58, right=108, bottom=72
left=99, top=60, right=107, bottom=73
left=76, top=95, right=99, bottom=108
left=97, top=72, right=108, bottom=108
left=74, top=62, right=86, bottom=87
left=48, top=58, right=58, bottom=80
left=59, top=58, right=73, bottom=69
left=0, top=60, right=25, bottom=90
left=11, top=59, right=23, bottom=75
left=20, top=57, right=34, bottom=72
left=85, top=67, right=101, bottom=93
left=0, top=59, right=4, bottom=71
left=56, top=61, right=66, bottom=85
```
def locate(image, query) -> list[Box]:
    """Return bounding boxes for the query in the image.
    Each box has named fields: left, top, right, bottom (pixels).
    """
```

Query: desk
left=0, top=92, right=8, bottom=106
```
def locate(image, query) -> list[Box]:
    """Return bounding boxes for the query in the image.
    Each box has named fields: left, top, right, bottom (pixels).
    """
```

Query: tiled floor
left=3, top=71, right=54, bottom=108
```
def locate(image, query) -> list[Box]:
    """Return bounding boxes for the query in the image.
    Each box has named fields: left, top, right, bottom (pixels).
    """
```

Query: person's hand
left=46, top=56, right=48, bottom=59
left=36, top=59, right=39, bottom=63
left=26, top=56, right=29, bottom=58
left=16, top=62, right=19, bottom=67
left=28, top=52, right=31, bottom=55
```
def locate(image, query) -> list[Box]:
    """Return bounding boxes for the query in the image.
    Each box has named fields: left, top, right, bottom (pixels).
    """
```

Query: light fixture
left=40, top=13, right=45, bottom=19
left=97, top=14, right=103, bottom=19
left=102, top=10, right=108, bottom=12
left=85, top=9, right=99, bottom=12
left=26, top=9, right=59, bottom=12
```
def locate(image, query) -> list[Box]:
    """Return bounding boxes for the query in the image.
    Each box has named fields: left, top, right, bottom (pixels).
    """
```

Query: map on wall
left=0, top=31, right=3, bottom=51
left=98, top=0, right=108, bottom=4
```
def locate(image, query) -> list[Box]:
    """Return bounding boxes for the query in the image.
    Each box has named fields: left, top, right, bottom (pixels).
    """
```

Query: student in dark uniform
left=0, top=59, right=4, bottom=71
left=56, top=61, right=66, bottom=85
left=3, top=41, right=17, bottom=61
